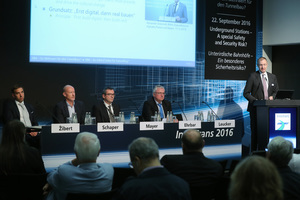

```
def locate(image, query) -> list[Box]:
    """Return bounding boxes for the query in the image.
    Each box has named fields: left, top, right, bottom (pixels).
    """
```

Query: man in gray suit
left=243, top=57, right=279, bottom=151
left=166, top=0, right=188, bottom=23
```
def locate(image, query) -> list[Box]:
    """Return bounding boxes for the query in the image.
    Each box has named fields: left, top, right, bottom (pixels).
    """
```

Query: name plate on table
left=140, top=122, right=164, bottom=131
left=179, top=121, right=201, bottom=129
left=51, top=123, right=80, bottom=133
left=97, top=123, right=124, bottom=132
left=214, top=120, right=235, bottom=128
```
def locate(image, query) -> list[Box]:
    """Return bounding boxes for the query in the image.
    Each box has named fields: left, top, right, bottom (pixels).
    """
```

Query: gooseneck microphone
left=172, top=101, right=187, bottom=121
left=129, top=98, right=145, bottom=122
left=202, top=101, right=220, bottom=120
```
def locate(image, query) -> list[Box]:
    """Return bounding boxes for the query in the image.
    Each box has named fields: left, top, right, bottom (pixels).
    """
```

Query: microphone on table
left=129, top=98, right=145, bottom=122
left=202, top=101, right=220, bottom=120
left=172, top=101, right=188, bottom=121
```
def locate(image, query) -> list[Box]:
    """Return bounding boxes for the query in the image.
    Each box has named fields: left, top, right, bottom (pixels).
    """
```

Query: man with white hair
left=43, top=132, right=114, bottom=200
left=267, top=136, right=300, bottom=199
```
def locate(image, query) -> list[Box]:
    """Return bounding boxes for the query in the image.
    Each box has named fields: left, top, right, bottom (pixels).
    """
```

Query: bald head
left=181, top=129, right=204, bottom=154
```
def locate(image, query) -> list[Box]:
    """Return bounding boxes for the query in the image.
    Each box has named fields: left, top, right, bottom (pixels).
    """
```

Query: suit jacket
left=161, top=152, right=223, bottom=188
left=92, top=101, right=120, bottom=123
left=2, top=99, right=38, bottom=126
left=243, top=71, right=279, bottom=112
left=142, top=97, right=172, bottom=121
left=166, top=2, right=188, bottom=23
left=53, top=100, right=85, bottom=124
left=113, top=167, right=191, bottom=200
left=278, top=166, right=300, bottom=200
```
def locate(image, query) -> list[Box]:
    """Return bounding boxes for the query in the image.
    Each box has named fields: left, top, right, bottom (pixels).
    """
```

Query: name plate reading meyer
left=214, top=120, right=235, bottom=128
left=179, top=121, right=201, bottom=129
left=51, top=123, right=80, bottom=133
left=140, top=122, right=164, bottom=131
left=97, top=123, right=124, bottom=132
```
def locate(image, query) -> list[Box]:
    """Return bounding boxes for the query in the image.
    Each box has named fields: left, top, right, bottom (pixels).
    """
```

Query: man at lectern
left=53, top=85, right=86, bottom=124
left=243, top=57, right=279, bottom=151
left=166, top=0, right=188, bottom=23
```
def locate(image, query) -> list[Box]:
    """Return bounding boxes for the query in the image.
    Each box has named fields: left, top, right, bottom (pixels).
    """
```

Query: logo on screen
left=275, top=113, right=291, bottom=130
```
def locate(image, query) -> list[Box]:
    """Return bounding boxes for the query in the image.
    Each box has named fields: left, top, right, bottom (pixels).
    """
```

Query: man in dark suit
left=53, top=85, right=85, bottom=124
left=161, top=129, right=223, bottom=200
left=243, top=57, right=279, bottom=151
left=2, top=84, right=40, bottom=149
left=166, top=0, right=188, bottom=23
left=142, top=85, right=173, bottom=121
left=92, top=87, right=120, bottom=123
left=113, top=137, right=191, bottom=200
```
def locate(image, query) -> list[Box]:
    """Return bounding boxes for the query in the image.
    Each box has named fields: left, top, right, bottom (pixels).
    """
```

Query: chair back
left=66, top=189, right=116, bottom=200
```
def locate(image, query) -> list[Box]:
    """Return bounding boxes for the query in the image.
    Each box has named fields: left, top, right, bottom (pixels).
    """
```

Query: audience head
left=229, top=155, right=283, bottom=200
left=181, top=129, right=204, bottom=154
left=74, top=132, right=100, bottom=163
left=128, top=137, right=160, bottom=175
left=152, top=85, right=165, bottom=103
left=11, top=84, right=25, bottom=103
left=1, top=120, right=26, bottom=146
left=102, top=87, right=115, bottom=104
left=63, top=85, right=75, bottom=103
left=267, top=136, right=294, bottom=167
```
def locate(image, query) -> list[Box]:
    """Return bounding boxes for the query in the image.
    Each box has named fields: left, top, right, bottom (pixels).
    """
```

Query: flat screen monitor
left=269, top=107, right=297, bottom=148
left=275, top=89, right=294, bottom=100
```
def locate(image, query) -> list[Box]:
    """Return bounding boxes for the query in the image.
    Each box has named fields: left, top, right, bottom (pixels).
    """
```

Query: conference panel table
left=41, top=120, right=243, bottom=171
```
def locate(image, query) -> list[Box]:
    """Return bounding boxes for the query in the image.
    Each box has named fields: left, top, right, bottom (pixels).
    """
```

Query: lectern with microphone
left=253, top=100, right=300, bottom=151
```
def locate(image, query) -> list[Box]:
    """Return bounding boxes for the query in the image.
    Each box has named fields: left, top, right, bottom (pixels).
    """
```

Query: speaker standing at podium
left=243, top=57, right=279, bottom=151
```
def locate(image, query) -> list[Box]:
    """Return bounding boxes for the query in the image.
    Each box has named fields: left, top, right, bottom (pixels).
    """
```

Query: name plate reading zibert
left=214, top=120, right=235, bottom=128
left=51, top=123, right=80, bottom=133
left=140, top=122, right=164, bottom=131
left=179, top=121, right=201, bottom=129
left=97, top=123, right=124, bottom=132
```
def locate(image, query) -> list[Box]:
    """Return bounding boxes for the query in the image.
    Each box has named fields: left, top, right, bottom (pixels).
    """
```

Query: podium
left=253, top=100, right=300, bottom=150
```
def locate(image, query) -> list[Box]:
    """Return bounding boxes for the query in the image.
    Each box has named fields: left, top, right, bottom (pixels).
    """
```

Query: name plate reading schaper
left=214, top=120, right=235, bottom=128
left=51, top=123, right=80, bottom=133
left=97, top=123, right=124, bottom=132
left=179, top=121, right=201, bottom=129
left=140, top=122, right=164, bottom=131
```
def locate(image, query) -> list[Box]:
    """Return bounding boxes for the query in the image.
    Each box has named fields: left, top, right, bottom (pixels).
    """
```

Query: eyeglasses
left=128, top=162, right=133, bottom=168
left=155, top=92, right=165, bottom=95
left=106, top=93, right=115, bottom=96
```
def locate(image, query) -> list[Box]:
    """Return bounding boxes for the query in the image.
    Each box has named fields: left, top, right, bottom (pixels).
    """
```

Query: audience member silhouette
left=161, top=129, right=223, bottom=199
left=113, top=137, right=191, bottom=200
left=229, top=155, right=283, bottom=200
left=43, top=132, right=114, bottom=200
left=267, top=136, right=300, bottom=200
left=0, top=120, right=46, bottom=175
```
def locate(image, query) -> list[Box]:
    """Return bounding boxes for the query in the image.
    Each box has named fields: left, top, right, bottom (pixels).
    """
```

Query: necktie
left=262, top=74, right=268, bottom=100
left=18, top=103, right=32, bottom=127
left=108, top=105, right=115, bottom=122
left=158, top=103, right=164, bottom=119
left=173, top=3, right=177, bottom=14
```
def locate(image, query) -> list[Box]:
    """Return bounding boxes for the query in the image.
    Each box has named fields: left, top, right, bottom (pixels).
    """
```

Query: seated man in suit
left=2, top=84, right=40, bottom=149
left=113, top=137, right=191, bottom=200
left=53, top=85, right=85, bottom=124
left=142, top=85, right=173, bottom=121
left=161, top=129, right=223, bottom=199
left=267, top=136, right=300, bottom=199
left=92, top=87, right=120, bottom=123
left=43, top=132, right=114, bottom=200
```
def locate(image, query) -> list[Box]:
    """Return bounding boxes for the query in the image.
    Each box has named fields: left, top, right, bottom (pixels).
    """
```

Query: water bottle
left=167, top=111, right=170, bottom=123
left=207, top=111, right=211, bottom=122
left=200, top=111, right=204, bottom=121
left=157, top=111, right=161, bottom=121
left=84, top=112, right=91, bottom=125
left=130, top=112, right=136, bottom=124
left=121, top=112, right=125, bottom=123
left=169, top=111, right=173, bottom=123
left=72, top=112, right=78, bottom=123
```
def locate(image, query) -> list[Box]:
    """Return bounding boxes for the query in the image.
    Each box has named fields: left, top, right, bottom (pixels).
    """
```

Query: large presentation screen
left=269, top=107, right=297, bottom=148
left=30, top=0, right=196, bottom=67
